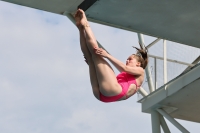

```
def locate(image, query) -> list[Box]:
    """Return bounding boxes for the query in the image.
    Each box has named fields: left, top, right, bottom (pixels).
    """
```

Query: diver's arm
left=95, top=47, right=143, bottom=75
left=106, top=54, right=126, bottom=72
left=106, top=54, right=143, bottom=75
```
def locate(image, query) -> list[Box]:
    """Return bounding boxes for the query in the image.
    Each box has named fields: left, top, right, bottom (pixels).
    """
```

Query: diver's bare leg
left=78, top=28, right=100, bottom=99
left=75, top=10, right=101, bottom=99
left=78, top=10, right=122, bottom=96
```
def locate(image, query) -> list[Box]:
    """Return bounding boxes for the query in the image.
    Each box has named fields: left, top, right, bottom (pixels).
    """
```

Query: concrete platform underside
left=83, top=0, right=200, bottom=48
left=2, top=0, right=200, bottom=48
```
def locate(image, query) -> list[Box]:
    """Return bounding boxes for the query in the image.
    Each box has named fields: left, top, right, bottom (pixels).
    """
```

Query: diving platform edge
left=138, top=63, right=200, bottom=123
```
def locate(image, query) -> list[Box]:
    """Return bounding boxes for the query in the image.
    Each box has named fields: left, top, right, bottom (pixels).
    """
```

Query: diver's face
left=126, top=55, right=141, bottom=67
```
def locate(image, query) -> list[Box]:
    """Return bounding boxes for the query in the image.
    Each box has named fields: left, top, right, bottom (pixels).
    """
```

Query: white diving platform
left=138, top=63, right=200, bottom=123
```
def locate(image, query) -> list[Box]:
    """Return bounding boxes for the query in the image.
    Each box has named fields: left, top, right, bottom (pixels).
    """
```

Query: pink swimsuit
left=100, top=72, right=138, bottom=102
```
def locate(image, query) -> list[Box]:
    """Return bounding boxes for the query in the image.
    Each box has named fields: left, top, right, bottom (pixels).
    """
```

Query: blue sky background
left=0, top=1, right=199, bottom=133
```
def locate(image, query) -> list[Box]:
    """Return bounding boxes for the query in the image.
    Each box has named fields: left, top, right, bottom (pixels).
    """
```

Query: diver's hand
left=94, top=47, right=109, bottom=58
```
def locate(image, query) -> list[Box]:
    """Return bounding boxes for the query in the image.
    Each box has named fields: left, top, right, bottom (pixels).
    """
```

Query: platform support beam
left=159, top=114, right=171, bottom=133
left=64, top=12, right=76, bottom=24
left=146, top=38, right=161, bottom=49
left=157, top=109, right=190, bottom=133
left=151, top=110, right=161, bottom=133
left=138, top=87, right=148, bottom=96
left=137, top=33, right=155, bottom=93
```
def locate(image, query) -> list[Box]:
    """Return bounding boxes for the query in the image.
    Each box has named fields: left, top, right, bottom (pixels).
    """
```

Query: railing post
left=163, top=40, right=167, bottom=85
left=137, top=33, right=155, bottom=93
left=154, top=57, right=157, bottom=89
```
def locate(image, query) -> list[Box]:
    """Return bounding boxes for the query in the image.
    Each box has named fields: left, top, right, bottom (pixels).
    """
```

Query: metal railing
left=137, top=38, right=200, bottom=100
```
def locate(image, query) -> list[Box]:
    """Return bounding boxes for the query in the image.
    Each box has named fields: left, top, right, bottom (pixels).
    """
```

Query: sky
left=0, top=1, right=200, bottom=133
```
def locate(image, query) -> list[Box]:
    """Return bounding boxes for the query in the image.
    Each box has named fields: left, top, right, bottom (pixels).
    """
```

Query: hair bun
left=132, top=45, right=148, bottom=69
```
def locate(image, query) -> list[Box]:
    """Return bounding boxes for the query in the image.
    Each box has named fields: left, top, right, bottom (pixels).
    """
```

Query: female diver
left=74, top=9, right=148, bottom=102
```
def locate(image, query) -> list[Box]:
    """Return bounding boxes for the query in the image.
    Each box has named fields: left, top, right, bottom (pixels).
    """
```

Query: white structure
left=2, top=0, right=200, bottom=132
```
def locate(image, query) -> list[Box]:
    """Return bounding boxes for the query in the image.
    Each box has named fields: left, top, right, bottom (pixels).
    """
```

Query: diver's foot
left=79, top=9, right=89, bottom=26
left=74, top=10, right=82, bottom=29
left=75, top=9, right=89, bottom=28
